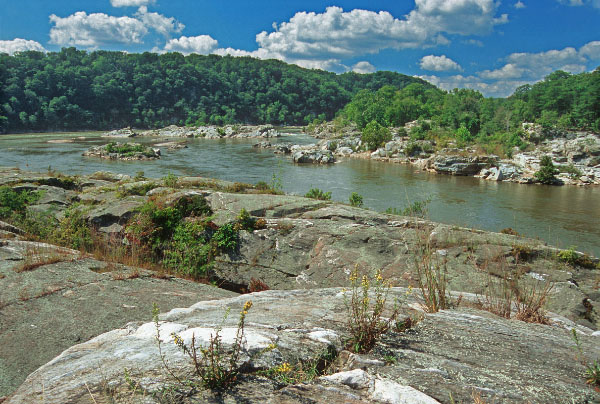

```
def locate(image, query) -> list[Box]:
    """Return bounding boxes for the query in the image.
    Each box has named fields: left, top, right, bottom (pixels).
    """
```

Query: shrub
left=414, top=233, right=450, bottom=313
left=345, top=267, right=399, bottom=353
left=52, top=205, right=93, bottom=251
left=162, top=172, right=179, bottom=188
left=362, top=120, right=392, bottom=151
left=0, top=186, right=40, bottom=219
left=349, top=192, right=363, bottom=207
left=557, top=246, right=578, bottom=266
left=212, top=222, right=238, bottom=252
left=162, top=220, right=212, bottom=278
left=305, top=188, right=332, bottom=200
left=534, top=155, right=559, bottom=184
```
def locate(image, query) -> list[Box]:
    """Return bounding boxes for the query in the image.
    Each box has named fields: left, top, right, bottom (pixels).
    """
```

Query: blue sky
left=1, top=0, right=599, bottom=97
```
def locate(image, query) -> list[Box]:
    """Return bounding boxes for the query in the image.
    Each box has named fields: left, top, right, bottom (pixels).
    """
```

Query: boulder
left=432, top=155, right=496, bottom=176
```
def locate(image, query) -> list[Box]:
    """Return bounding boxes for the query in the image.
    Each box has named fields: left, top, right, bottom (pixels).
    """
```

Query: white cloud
left=49, top=12, right=148, bottom=46
left=420, top=55, right=463, bottom=71
left=0, top=38, right=46, bottom=55
left=420, top=74, right=529, bottom=97
left=479, top=46, right=589, bottom=83
left=580, top=41, right=600, bottom=59
left=164, top=35, right=218, bottom=55
left=110, top=0, right=155, bottom=7
left=557, top=0, right=600, bottom=7
left=514, top=1, right=526, bottom=8
left=431, top=40, right=600, bottom=97
left=352, top=61, right=376, bottom=74
left=135, top=6, right=184, bottom=37
left=49, top=8, right=184, bottom=47
left=205, top=2, right=506, bottom=73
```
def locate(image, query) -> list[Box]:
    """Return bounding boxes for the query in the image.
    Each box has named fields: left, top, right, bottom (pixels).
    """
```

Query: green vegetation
left=0, top=186, right=41, bottom=219
left=534, top=155, right=560, bottom=184
left=342, top=68, right=600, bottom=156
left=305, top=188, right=332, bottom=200
left=154, top=301, right=258, bottom=390
left=0, top=48, right=426, bottom=133
left=386, top=198, right=430, bottom=218
left=361, top=120, right=392, bottom=151
left=345, top=267, right=399, bottom=353
left=349, top=192, right=363, bottom=207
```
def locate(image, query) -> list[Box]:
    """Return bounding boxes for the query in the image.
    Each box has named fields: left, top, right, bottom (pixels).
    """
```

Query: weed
left=305, top=188, right=332, bottom=201
left=477, top=264, right=553, bottom=324
left=225, top=182, right=251, bottom=193
left=511, top=244, right=533, bottom=263
left=156, top=301, right=254, bottom=390
left=116, top=182, right=157, bottom=197
left=163, top=172, right=179, bottom=188
left=162, top=220, right=212, bottom=278
left=414, top=234, right=450, bottom=313
left=134, top=171, right=146, bottom=181
left=13, top=244, right=74, bottom=273
left=260, top=345, right=337, bottom=385
left=572, top=328, right=600, bottom=389
left=345, top=267, right=400, bottom=353
left=349, top=192, right=364, bottom=207
left=386, top=198, right=430, bottom=218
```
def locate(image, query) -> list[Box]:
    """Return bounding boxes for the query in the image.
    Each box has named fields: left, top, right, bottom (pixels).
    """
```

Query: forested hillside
left=0, top=48, right=428, bottom=133
left=340, top=68, right=600, bottom=154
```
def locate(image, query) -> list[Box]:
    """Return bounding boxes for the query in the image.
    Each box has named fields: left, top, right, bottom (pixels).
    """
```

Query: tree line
left=0, top=48, right=427, bottom=133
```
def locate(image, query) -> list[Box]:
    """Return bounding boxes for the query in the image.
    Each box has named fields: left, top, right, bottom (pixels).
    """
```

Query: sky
left=1, top=0, right=599, bottom=97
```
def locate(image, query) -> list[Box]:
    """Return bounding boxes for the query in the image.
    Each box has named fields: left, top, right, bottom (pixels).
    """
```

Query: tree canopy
left=0, top=48, right=430, bottom=133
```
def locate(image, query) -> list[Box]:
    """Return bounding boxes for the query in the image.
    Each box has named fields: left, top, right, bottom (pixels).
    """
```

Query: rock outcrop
left=83, top=143, right=160, bottom=160
left=5, top=289, right=600, bottom=404
left=0, top=239, right=235, bottom=397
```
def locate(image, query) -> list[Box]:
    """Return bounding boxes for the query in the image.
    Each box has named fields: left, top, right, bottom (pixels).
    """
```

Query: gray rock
left=0, top=240, right=235, bottom=397
left=433, top=155, right=497, bottom=176
left=5, top=289, right=599, bottom=404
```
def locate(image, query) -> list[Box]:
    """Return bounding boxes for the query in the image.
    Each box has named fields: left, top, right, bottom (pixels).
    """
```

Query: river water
left=1, top=131, right=599, bottom=256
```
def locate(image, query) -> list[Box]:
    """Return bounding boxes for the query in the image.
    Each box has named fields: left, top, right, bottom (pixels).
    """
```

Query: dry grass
left=112, top=269, right=141, bottom=281
left=248, top=277, right=270, bottom=293
left=476, top=256, right=553, bottom=325
left=13, top=244, right=75, bottom=273
left=414, top=232, right=450, bottom=313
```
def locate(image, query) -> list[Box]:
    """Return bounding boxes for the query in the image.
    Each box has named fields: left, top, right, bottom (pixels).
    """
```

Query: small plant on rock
left=349, top=192, right=364, bottom=207
left=154, top=301, right=254, bottom=391
left=305, top=188, right=331, bottom=201
left=344, top=267, right=400, bottom=353
left=572, top=328, right=600, bottom=389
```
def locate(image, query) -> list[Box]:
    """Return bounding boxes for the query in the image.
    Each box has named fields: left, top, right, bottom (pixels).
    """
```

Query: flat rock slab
left=0, top=240, right=235, bottom=397
left=4, top=288, right=599, bottom=403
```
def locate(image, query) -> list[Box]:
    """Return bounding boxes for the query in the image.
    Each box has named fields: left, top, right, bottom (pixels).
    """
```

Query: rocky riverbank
left=300, top=122, right=600, bottom=185
left=1, top=168, right=599, bottom=402
left=104, top=124, right=281, bottom=139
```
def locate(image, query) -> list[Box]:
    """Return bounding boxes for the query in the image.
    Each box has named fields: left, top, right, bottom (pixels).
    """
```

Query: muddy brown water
left=1, top=131, right=599, bottom=256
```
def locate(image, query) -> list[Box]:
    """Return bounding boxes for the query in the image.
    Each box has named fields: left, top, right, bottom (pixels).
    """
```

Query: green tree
left=534, top=155, right=560, bottom=185
left=362, top=120, right=392, bottom=151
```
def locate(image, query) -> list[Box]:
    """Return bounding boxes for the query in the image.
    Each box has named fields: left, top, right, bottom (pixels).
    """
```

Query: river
left=1, top=131, right=599, bottom=256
